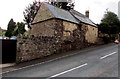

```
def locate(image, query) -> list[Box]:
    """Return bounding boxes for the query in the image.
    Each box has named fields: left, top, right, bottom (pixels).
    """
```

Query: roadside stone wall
left=16, top=19, right=93, bottom=63
left=16, top=31, right=87, bottom=63
left=16, top=36, right=61, bottom=62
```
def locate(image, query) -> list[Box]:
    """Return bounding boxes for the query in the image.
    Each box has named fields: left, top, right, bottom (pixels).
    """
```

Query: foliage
left=2, top=31, right=6, bottom=37
left=98, top=11, right=120, bottom=42
left=5, top=19, right=16, bottom=37
left=23, top=0, right=75, bottom=29
left=5, top=19, right=26, bottom=37
left=50, top=1, right=74, bottom=10
left=12, top=22, right=26, bottom=36
left=98, top=11, right=120, bottom=35
left=23, top=1, right=41, bottom=29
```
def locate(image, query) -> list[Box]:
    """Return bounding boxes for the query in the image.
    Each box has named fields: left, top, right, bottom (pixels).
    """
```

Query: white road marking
left=1, top=46, right=95, bottom=75
left=100, top=52, right=117, bottom=59
left=1, top=46, right=117, bottom=75
left=48, top=63, right=87, bottom=78
left=1, top=52, right=86, bottom=75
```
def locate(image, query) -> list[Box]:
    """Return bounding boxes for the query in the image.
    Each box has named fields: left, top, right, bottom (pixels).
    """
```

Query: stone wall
left=63, top=21, right=78, bottom=40
left=31, top=19, right=56, bottom=36
left=85, top=25, right=98, bottom=43
left=16, top=36, right=61, bottom=62
left=16, top=30, right=87, bottom=62
left=32, top=3, right=54, bottom=24
left=16, top=19, right=92, bottom=62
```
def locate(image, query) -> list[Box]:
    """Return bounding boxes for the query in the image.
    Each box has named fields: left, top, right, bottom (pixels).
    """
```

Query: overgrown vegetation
left=12, top=22, right=26, bottom=36
left=50, top=1, right=74, bottom=10
left=5, top=19, right=26, bottom=37
left=98, top=11, right=120, bottom=43
left=23, top=1, right=41, bottom=29
left=23, top=0, right=75, bottom=29
left=5, top=19, right=16, bottom=37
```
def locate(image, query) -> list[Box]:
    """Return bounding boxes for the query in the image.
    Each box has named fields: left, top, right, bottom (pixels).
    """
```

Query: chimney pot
left=85, top=10, right=89, bottom=18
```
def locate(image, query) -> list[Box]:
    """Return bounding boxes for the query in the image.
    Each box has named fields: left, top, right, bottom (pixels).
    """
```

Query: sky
left=118, top=1, right=120, bottom=19
left=0, top=0, right=119, bottom=30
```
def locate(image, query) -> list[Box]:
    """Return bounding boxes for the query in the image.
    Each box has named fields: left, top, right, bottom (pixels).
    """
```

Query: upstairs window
left=78, top=24, right=82, bottom=31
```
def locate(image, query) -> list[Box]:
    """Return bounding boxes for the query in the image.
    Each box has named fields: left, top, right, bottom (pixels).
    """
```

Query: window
left=78, top=24, right=82, bottom=31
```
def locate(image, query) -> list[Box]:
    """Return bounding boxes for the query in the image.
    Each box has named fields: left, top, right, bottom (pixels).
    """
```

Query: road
left=2, top=44, right=119, bottom=78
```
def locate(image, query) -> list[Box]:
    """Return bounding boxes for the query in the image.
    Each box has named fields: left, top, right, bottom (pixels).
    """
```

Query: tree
left=23, top=1, right=41, bottom=29
left=5, top=19, right=16, bottom=37
left=23, top=0, right=75, bottom=29
left=12, top=22, right=26, bottom=36
left=50, top=1, right=75, bottom=10
left=98, top=11, right=120, bottom=35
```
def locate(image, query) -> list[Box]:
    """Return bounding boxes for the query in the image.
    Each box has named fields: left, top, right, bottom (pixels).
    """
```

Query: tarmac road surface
left=2, top=44, right=119, bottom=78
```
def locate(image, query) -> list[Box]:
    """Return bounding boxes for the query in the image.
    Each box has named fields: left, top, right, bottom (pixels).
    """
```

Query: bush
left=101, top=37, right=111, bottom=44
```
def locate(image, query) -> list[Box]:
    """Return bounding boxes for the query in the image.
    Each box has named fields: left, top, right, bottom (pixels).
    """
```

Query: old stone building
left=30, top=3, right=98, bottom=43
left=17, top=3, right=98, bottom=62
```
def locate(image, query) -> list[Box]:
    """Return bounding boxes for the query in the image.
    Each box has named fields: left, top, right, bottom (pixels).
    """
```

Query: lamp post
left=118, top=1, right=120, bottom=20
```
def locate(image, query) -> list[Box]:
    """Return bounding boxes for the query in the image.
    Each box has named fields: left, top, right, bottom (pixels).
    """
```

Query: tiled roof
left=36, top=3, right=97, bottom=27
left=70, top=9, right=97, bottom=27
left=44, top=3, right=79, bottom=24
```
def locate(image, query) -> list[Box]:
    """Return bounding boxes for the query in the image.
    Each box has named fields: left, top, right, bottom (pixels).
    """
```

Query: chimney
left=85, top=10, right=89, bottom=18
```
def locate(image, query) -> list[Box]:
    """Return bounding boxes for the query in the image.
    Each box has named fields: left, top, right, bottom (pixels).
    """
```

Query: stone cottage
left=17, top=3, right=98, bottom=62
left=30, top=3, right=98, bottom=43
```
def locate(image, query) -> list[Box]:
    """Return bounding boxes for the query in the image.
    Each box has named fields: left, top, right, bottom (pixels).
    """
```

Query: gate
left=1, top=39, right=17, bottom=63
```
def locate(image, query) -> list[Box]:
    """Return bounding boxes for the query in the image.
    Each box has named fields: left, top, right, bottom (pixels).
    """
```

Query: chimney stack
left=85, top=10, right=89, bottom=18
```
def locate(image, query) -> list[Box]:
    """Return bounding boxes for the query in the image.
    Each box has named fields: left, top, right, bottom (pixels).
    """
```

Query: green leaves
left=5, top=19, right=16, bottom=37
left=99, top=11, right=120, bottom=34
left=5, top=19, right=26, bottom=37
left=23, top=1, right=75, bottom=29
left=23, top=1, right=41, bottom=29
left=12, top=22, right=26, bottom=36
left=50, top=2, right=74, bottom=10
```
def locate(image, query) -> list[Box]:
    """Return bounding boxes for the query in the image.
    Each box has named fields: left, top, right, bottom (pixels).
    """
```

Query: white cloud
left=0, top=0, right=119, bottom=29
left=0, top=0, right=35, bottom=29
left=74, top=0, right=119, bottom=24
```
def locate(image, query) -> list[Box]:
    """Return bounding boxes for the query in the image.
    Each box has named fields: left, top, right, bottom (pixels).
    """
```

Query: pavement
left=1, top=44, right=103, bottom=71
left=0, top=63, right=15, bottom=69
left=1, top=43, right=119, bottom=78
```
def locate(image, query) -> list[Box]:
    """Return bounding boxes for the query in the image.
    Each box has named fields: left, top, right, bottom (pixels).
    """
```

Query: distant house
left=0, top=27, right=6, bottom=36
left=30, top=3, right=98, bottom=43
